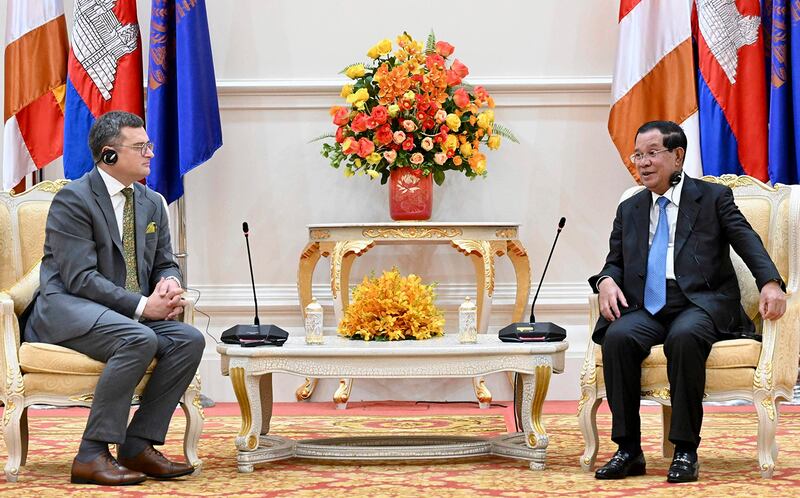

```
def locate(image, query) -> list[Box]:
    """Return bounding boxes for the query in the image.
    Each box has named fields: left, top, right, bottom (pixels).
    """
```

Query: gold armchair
left=0, top=181, right=204, bottom=482
left=578, top=175, right=800, bottom=478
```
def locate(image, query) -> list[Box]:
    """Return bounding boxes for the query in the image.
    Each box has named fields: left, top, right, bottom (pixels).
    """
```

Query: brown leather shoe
left=118, top=446, right=195, bottom=479
left=71, top=453, right=147, bottom=485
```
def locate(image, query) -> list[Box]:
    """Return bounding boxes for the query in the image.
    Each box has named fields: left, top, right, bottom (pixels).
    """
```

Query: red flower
left=333, top=107, right=350, bottom=126
left=358, top=138, right=375, bottom=158
left=371, top=105, right=388, bottom=125
left=335, top=126, right=346, bottom=143
left=422, top=119, right=435, bottom=130
left=451, top=59, right=469, bottom=78
left=435, top=41, right=455, bottom=57
left=374, top=125, right=393, bottom=145
left=453, top=88, right=470, bottom=109
left=351, top=113, right=370, bottom=133
left=343, top=138, right=360, bottom=155
left=426, top=53, right=445, bottom=70
left=474, top=86, right=489, bottom=100
left=402, top=137, right=415, bottom=151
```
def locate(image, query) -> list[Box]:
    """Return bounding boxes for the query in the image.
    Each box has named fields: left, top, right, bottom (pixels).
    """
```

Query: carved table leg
left=230, top=366, right=264, bottom=473
left=329, top=241, right=372, bottom=410
left=473, top=377, right=492, bottom=409
left=296, top=242, right=323, bottom=402
left=295, top=377, right=318, bottom=401
left=520, top=364, right=552, bottom=470
left=507, top=240, right=531, bottom=323
left=334, top=378, right=354, bottom=410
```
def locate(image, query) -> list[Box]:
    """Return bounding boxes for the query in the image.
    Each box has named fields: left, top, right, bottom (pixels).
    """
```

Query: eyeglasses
left=114, top=142, right=155, bottom=157
left=629, top=148, right=671, bottom=164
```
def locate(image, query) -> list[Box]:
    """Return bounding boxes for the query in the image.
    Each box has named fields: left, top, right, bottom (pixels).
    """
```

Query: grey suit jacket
left=25, top=167, right=181, bottom=343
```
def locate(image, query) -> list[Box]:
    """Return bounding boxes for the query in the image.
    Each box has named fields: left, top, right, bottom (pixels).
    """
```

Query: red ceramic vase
left=389, top=167, right=433, bottom=221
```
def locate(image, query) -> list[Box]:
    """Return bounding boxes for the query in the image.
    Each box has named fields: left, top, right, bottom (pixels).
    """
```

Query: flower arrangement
left=317, top=31, right=518, bottom=185
left=338, top=268, right=445, bottom=341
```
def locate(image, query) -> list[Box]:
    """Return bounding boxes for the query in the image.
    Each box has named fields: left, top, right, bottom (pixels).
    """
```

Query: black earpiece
left=101, top=149, right=118, bottom=165
left=669, top=169, right=682, bottom=186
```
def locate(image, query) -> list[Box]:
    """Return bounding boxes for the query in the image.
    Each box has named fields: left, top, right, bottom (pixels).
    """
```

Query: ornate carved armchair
left=0, top=181, right=204, bottom=482
left=578, top=175, right=800, bottom=478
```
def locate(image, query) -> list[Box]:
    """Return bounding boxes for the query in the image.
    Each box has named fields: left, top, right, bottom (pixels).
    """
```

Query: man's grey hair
left=88, top=111, right=144, bottom=162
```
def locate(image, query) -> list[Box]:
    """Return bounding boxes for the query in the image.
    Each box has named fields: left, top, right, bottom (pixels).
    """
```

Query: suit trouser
left=59, top=309, right=205, bottom=445
left=598, top=281, right=721, bottom=448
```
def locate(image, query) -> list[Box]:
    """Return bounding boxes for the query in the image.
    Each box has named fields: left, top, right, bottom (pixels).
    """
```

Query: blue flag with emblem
left=146, top=0, right=222, bottom=204
left=764, top=0, right=800, bottom=185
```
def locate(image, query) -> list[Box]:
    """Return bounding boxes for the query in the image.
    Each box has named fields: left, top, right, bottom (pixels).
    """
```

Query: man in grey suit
left=24, top=111, right=205, bottom=486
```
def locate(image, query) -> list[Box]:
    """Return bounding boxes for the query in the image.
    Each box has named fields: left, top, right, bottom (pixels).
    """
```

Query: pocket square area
left=146, top=222, right=157, bottom=234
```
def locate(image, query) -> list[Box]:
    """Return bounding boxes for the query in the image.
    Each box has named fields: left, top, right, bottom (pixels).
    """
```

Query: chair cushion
left=19, top=342, right=157, bottom=376
left=595, top=338, right=761, bottom=369
left=596, top=366, right=757, bottom=393
left=22, top=372, right=152, bottom=398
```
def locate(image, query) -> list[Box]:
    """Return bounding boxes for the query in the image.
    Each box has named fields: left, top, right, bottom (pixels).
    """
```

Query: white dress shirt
left=649, top=173, right=683, bottom=281
left=97, top=168, right=176, bottom=320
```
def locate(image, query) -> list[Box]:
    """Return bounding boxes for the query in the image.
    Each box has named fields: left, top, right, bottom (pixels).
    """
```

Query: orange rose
left=435, top=41, right=455, bottom=57
left=357, top=138, right=375, bottom=158
left=371, top=105, right=388, bottom=125
left=453, top=88, right=470, bottom=109
left=333, top=107, right=351, bottom=126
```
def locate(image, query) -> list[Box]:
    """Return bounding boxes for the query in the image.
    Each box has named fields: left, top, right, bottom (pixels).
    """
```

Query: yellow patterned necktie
left=122, top=187, right=140, bottom=293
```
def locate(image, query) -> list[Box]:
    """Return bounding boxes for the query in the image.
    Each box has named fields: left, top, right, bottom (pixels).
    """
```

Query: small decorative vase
left=458, top=296, right=478, bottom=344
left=304, top=297, right=324, bottom=345
left=389, top=167, right=433, bottom=221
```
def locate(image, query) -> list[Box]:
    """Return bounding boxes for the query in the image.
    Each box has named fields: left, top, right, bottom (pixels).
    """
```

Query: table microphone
left=220, top=222, right=289, bottom=347
left=498, top=217, right=567, bottom=343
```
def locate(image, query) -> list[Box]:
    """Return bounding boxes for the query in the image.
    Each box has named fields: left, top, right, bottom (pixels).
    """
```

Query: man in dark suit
left=25, top=111, right=205, bottom=485
left=589, top=121, right=786, bottom=483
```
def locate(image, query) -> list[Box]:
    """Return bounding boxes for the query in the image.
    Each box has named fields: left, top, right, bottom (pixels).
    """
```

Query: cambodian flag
left=693, top=0, right=769, bottom=181
left=145, top=0, right=222, bottom=204
left=63, top=0, right=143, bottom=180
left=763, top=0, right=800, bottom=185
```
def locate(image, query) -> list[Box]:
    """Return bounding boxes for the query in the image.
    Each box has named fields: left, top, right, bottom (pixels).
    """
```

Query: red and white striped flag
left=3, top=0, right=68, bottom=191
left=608, top=0, right=703, bottom=180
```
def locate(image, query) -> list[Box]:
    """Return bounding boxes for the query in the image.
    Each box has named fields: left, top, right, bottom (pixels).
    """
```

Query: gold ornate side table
left=296, top=222, right=531, bottom=408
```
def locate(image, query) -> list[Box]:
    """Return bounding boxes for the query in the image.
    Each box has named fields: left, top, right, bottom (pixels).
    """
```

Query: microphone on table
left=499, top=217, right=567, bottom=343
left=220, top=222, right=289, bottom=347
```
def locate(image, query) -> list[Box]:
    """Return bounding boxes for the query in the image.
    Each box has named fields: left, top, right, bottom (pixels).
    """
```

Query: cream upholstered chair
left=0, top=181, right=204, bottom=482
left=578, top=175, right=800, bottom=479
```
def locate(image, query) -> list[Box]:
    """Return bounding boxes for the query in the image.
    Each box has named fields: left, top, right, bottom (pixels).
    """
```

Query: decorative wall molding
left=216, top=77, right=613, bottom=110
left=189, top=281, right=593, bottom=314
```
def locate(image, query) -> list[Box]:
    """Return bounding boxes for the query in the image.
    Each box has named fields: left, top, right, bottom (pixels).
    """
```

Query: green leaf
left=492, top=122, right=520, bottom=143
left=309, top=132, right=336, bottom=143
left=433, top=169, right=445, bottom=186
left=425, top=29, right=437, bottom=54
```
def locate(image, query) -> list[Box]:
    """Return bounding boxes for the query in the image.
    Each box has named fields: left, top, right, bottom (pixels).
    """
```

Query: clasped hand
left=142, top=277, right=186, bottom=321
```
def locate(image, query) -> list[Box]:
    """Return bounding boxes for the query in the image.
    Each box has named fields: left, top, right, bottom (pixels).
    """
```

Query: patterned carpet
left=0, top=403, right=799, bottom=497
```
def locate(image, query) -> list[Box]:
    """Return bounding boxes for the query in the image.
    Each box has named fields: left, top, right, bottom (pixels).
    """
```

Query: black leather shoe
left=595, top=450, right=646, bottom=479
left=666, top=451, right=699, bottom=483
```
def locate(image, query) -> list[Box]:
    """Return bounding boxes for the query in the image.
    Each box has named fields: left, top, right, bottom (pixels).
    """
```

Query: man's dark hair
left=635, top=120, right=687, bottom=153
left=88, top=111, right=144, bottom=162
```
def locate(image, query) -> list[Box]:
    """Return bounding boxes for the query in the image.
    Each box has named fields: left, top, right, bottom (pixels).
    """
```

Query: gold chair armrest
left=757, top=292, right=800, bottom=395
left=0, top=292, right=24, bottom=399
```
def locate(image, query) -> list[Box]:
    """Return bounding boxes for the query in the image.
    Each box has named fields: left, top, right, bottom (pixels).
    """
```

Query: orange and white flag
left=3, top=0, right=68, bottom=191
left=608, top=0, right=702, bottom=180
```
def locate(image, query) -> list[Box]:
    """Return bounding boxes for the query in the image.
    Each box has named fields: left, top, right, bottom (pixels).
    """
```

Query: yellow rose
left=476, top=110, right=494, bottom=130
left=353, top=88, right=370, bottom=102
left=444, top=134, right=459, bottom=151
left=367, top=46, right=380, bottom=59
left=340, top=85, right=353, bottom=98
left=355, top=101, right=365, bottom=110
left=377, top=39, right=392, bottom=55
left=403, top=90, right=416, bottom=101
left=345, top=64, right=366, bottom=79
left=474, top=159, right=486, bottom=175
left=344, top=168, right=354, bottom=178
left=487, top=136, right=501, bottom=150
left=388, top=104, right=400, bottom=117
left=366, top=153, right=382, bottom=165
left=445, top=114, right=461, bottom=131
left=354, top=158, right=362, bottom=167
left=459, top=143, right=473, bottom=158
left=366, top=169, right=380, bottom=179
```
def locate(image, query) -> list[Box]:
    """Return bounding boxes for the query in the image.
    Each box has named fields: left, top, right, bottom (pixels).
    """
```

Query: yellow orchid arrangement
left=316, top=31, right=518, bottom=185
left=338, top=268, right=445, bottom=341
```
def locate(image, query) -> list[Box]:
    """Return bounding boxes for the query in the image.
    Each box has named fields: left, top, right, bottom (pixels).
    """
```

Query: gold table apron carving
left=296, top=222, right=532, bottom=408
left=218, top=336, right=567, bottom=472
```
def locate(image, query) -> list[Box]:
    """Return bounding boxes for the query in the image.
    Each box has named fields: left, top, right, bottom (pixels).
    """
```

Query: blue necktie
left=644, top=196, right=670, bottom=315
